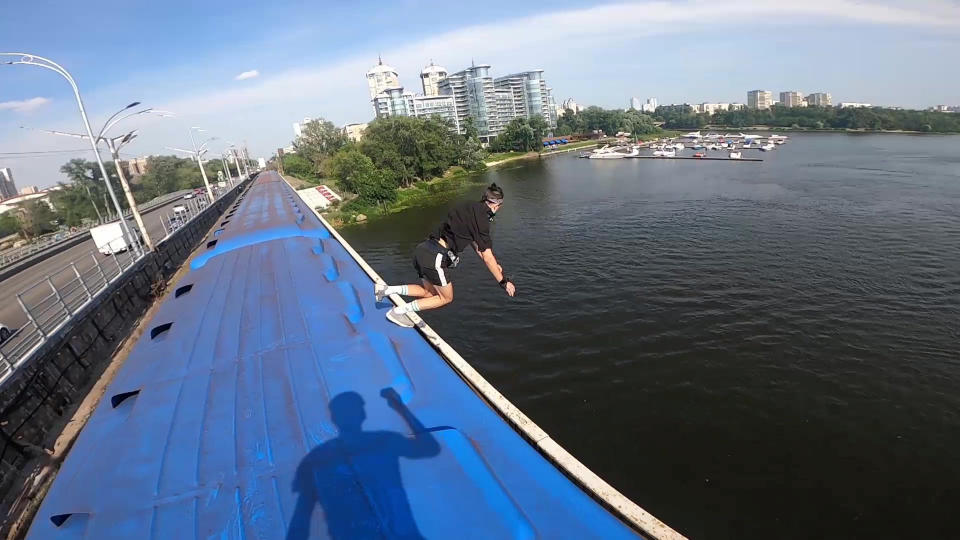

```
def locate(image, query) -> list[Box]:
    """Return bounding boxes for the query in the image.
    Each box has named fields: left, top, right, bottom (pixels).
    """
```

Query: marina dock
left=629, top=155, right=763, bottom=162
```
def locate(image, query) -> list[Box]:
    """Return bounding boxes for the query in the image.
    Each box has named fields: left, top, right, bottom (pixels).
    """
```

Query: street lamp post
left=220, top=154, right=232, bottom=186
left=1, top=52, right=137, bottom=251
left=188, top=128, right=216, bottom=200
left=102, top=134, right=153, bottom=250
left=227, top=143, right=246, bottom=180
left=23, top=106, right=169, bottom=252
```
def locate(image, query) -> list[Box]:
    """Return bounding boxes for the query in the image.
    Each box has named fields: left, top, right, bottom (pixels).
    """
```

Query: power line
left=0, top=148, right=94, bottom=156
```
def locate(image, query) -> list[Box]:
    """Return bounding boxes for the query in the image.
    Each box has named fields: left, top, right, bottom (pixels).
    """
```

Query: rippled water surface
left=342, top=133, right=960, bottom=539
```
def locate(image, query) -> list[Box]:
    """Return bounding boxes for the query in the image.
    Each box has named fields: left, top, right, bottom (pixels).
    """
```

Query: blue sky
left=2, top=0, right=959, bottom=188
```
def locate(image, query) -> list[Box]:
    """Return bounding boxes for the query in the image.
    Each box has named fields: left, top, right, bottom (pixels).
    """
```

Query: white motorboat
left=707, top=144, right=721, bottom=151
left=589, top=146, right=638, bottom=159
left=729, top=151, right=742, bottom=159
left=760, top=143, right=775, bottom=151
left=652, top=149, right=676, bottom=157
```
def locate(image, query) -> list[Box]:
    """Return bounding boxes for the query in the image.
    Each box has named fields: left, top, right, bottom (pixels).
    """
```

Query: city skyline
left=2, top=0, right=959, bottom=187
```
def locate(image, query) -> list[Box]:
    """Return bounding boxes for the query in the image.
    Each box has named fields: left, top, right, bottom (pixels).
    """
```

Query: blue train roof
left=26, top=172, right=667, bottom=539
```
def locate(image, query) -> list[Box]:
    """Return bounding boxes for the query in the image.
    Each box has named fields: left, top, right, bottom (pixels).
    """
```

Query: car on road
left=0, top=324, right=12, bottom=346
left=182, top=192, right=194, bottom=199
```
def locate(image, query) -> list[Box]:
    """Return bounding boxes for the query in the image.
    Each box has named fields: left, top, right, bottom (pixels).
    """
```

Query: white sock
left=393, top=300, right=421, bottom=314
left=384, top=285, right=408, bottom=296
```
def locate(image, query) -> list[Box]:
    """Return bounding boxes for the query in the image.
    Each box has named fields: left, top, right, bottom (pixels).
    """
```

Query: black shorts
left=412, top=241, right=452, bottom=287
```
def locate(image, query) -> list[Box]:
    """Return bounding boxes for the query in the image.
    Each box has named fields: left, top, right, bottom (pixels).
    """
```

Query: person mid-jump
left=376, top=183, right=516, bottom=327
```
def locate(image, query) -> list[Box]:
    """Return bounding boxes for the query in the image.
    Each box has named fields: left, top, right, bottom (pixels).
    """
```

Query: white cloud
left=0, top=97, right=51, bottom=113
left=158, top=0, right=959, bottom=120
left=234, top=70, right=260, bottom=81
left=4, top=0, right=959, bottom=187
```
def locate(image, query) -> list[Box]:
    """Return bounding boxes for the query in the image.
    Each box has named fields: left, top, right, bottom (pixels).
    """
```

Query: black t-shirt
left=432, top=200, right=493, bottom=254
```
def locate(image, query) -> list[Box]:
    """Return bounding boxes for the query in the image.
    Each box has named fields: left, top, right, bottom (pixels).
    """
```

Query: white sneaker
left=374, top=283, right=388, bottom=303
left=385, top=309, right=415, bottom=328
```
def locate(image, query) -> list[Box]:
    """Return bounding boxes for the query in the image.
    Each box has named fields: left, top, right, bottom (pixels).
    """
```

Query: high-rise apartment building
left=561, top=98, right=584, bottom=114
left=127, top=157, right=149, bottom=176
left=409, top=95, right=459, bottom=130
left=342, top=123, right=368, bottom=142
left=780, top=91, right=806, bottom=107
left=642, top=97, right=658, bottom=113
left=366, top=57, right=401, bottom=100
left=493, top=70, right=557, bottom=128
left=19, top=186, right=39, bottom=195
left=292, top=117, right=313, bottom=138
left=420, top=62, right=447, bottom=97
left=372, top=87, right=459, bottom=130
left=630, top=97, right=642, bottom=110
left=0, top=168, right=16, bottom=199
left=806, top=92, right=832, bottom=107
left=747, top=90, right=773, bottom=110
left=439, top=63, right=498, bottom=139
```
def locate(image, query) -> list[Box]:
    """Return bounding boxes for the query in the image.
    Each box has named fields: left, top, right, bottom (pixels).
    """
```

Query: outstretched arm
left=381, top=388, right=440, bottom=458
left=478, top=248, right=516, bottom=296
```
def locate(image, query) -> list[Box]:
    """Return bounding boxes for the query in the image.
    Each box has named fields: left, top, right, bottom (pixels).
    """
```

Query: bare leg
left=400, top=284, right=435, bottom=298
left=408, top=281, right=453, bottom=311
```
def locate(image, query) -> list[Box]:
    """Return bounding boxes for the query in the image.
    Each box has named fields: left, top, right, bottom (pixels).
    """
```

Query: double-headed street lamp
left=226, top=142, right=249, bottom=180
left=189, top=127, right=216, bottom=200
left=22, top=105, right=170, bottom=252
left=1, top=52, right=137, bottom=251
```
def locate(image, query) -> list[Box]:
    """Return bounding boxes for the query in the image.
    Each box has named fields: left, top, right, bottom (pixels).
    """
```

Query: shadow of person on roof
left=286, top=388, right=441, bottom=540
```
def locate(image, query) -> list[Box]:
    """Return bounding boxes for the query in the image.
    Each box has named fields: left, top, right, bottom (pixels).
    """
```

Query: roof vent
left=151, top=322, right=173, bottom=340
left=111, top=390, right=140, bottom=408
left=175, top=284, right=193, bottom=298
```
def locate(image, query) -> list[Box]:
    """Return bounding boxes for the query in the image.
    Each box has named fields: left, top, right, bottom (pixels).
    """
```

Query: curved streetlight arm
left=20, top=125, right=89, bottom=140
left=166, top=146, right=196, bottom=155
left=99, top=108, right=151, bottom=139
left=2, top=52, right=140, bottom=254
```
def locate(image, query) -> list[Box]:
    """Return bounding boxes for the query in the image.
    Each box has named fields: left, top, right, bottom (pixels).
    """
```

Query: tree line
left=283, top=116, right=488, bottom=209
left=654, top=104, right=960, bottom=132
left=556, top=106, right=661, bottom=137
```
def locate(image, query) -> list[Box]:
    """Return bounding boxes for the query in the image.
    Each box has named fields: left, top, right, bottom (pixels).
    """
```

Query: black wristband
left=499, top=276, right=510, bottom=288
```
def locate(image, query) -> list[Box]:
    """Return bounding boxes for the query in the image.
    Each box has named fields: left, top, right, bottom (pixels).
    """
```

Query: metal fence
left=0, top=191, right=187, bottom=269
left=0, top=181, right=245, bottom=379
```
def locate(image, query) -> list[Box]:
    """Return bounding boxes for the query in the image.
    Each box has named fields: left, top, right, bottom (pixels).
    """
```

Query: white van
left=90, top=221, right=141, bottom=255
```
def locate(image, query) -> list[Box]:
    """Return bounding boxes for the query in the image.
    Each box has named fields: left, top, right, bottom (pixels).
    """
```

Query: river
left=341, top=133, right=960, bottom=539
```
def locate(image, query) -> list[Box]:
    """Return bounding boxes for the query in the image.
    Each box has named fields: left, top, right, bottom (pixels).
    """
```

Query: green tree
left=462, top=116, right=479, bottom=140
left=282, top=154, right=319, bottom=182
left=294, top=118, right=348, bottom=175
left=18, top=201, right=58, bottom=238
left=324, top=149, right=377, bottom=194
left=360, top=116, right=457, bottom=186
left=491, top=118, right=538, bottom=152
left=139, top=155, right=180, bottom=200
left=458, top=136, right=487, bottom=171
left=49, top=184, right=99, bottom=226
left=354, top=168, right=398, bottom=208
left=0, top=213, right=21, bottom=238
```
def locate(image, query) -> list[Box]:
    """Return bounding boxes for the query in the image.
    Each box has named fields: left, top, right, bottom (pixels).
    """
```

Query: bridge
left=15, top=172, right=683, bottom=539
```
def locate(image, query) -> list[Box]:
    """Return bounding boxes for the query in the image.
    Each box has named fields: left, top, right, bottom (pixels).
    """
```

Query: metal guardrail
left=0, top=181, right=246, bottom=381
left=0, top=191, right=187, bottom=269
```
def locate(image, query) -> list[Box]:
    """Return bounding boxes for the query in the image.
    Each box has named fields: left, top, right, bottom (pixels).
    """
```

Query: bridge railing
left=0, top=181, right=245, bottom=383
left=0, top=191, right=187, bottom=269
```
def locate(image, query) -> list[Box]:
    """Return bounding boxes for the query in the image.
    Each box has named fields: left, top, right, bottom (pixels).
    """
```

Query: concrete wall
left=0, top=179, right=250, bottom=522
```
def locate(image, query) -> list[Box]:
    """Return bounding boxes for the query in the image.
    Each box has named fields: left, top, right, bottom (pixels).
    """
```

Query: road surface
left=0, top=193, right=201, bottom=332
